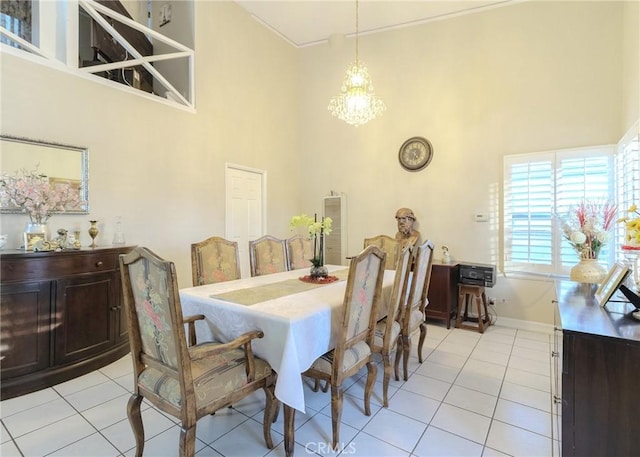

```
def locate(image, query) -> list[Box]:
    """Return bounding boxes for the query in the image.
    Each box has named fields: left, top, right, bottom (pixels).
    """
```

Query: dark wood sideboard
left=0, top=246, right=134, bottom=399
left=426, top=262, right=460, bottom=328
left=554, top=280, right=640, bottom=457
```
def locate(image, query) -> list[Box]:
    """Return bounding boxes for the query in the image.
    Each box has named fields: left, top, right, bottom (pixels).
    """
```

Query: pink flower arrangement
left=0, top=168, right=81, bottom=224
left=558, top=200, right=618, bottom=259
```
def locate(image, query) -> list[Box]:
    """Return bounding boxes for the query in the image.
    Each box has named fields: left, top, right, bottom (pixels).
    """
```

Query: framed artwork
left=595, top=263, right=631, bottom=308
left=23, top=232, right=45, bottom=251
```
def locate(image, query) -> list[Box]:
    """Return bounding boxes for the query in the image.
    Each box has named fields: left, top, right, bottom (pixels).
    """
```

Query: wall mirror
left=0, top=136, right=89, bottom=214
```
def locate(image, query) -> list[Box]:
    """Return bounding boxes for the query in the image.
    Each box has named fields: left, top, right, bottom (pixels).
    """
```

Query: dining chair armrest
left=183, top=314, right=206, bottom=346
left=189, top=330, right=265, bottom=381
left=189, top=330, right=263, bottom=360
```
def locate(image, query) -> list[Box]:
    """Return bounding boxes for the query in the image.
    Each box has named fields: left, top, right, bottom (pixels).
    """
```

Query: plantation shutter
left=504, top=153, right=554, bottom=274
left=615, top=128, right=640, bottom=258
left=556, top=150, right=614, bottom=269
left=504, top=146, right=614, bottom=275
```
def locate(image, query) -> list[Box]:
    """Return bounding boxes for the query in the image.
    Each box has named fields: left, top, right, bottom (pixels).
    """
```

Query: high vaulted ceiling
left=235, top=0, right=520, bottom=48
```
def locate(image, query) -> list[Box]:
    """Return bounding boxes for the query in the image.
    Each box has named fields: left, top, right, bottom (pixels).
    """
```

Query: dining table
left=179, top=264, right=395, bottom=414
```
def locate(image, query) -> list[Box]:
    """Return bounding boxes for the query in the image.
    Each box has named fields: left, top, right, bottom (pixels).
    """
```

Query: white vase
left=570, top=259, right=607, bottom=284
left=25, top=222, right=50, bottom=241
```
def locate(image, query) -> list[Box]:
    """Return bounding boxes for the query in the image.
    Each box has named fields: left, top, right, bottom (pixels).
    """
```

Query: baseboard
left=491, top=316, right=554, bottom=334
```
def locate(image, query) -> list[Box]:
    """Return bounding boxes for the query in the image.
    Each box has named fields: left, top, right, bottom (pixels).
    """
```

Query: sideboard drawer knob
left=96, top=261, right=104, bottom=267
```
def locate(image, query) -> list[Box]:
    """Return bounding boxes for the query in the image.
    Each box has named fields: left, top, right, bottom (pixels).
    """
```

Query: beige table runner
left=210, top=269, right=349, bottom=305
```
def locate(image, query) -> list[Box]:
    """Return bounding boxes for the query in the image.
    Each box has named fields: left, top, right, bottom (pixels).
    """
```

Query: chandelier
left=328, top=0, right=386, bottom=127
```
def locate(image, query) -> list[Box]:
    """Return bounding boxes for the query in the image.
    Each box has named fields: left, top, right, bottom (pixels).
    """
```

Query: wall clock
left=398, top=136, right=433, bottom=171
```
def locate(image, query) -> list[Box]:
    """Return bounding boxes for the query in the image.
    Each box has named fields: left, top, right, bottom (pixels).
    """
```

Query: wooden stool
left=456, top=284, right=491, bottom=333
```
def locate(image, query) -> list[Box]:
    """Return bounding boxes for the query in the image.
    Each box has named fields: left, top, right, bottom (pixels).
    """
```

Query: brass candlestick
left=88, top=220, right=99, bottom=248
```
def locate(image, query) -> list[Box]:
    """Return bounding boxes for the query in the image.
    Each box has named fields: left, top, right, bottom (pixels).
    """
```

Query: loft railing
left=0, top=0, right=195, bottom=109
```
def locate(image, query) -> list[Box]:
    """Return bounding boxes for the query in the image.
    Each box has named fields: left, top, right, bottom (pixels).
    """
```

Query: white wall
left=295, top=0, right=635, bottom=325
left=622, top=0, right=639, bottom=131
left=0, top=1, right=300, bottom=289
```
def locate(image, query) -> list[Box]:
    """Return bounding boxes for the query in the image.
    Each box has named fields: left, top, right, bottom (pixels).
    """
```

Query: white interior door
left=225, top=164, right=266, bottom=278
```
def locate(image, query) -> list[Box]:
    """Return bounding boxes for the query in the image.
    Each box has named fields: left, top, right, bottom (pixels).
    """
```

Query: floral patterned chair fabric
left=119, top=247, right=278, bottom=457
left=249, top=235, right=288, bottom=277
left=191, top=236, right=241, bottom=286
left=297, top=245, right=386, bottom=449
left=372, top=245, right=412, bottom=407
left=286, top=235, right=314, bottom=270
left=364, top=234, right=401, bottom=270
left=397, top=240, right=435, bottom=380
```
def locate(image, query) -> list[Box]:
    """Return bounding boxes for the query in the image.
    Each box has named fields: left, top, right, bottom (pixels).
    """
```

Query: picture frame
left=23, top=232, right=45, bottom=251
left=595, top=262, right=631, bottom=308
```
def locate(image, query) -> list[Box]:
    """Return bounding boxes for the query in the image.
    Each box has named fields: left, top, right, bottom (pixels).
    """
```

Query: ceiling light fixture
left=328, top=0, right=386, bottom=127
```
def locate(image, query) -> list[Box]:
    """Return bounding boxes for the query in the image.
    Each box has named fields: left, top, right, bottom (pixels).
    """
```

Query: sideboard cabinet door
left=54, top=272, right=118, bottom=365
left=0, top=281, right=52, bottom=379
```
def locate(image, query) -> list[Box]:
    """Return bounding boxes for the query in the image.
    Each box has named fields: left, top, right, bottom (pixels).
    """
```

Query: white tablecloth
left=179, top=265, right=395, bottom=412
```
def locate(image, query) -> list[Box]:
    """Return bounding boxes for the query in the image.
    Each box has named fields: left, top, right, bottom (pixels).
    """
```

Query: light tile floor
left=1, top=323, right=558, bottom=456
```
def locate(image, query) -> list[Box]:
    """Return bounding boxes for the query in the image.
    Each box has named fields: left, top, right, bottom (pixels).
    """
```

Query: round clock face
left=398, top=137, right=433, bottom=171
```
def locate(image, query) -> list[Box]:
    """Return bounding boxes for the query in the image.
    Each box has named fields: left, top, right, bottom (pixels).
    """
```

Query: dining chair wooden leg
left=364, top=361, right=377, bottom=415
left=178, top=423, right=196, bottom=457
left=127, top=394, right=144, bottom=457
left=262, top=386, right=278, bottom=449
left=381, top=353, right=392, bottom=407
left=417, top=322, right=427, bottom=363
left=401, top=334, right=411, bottom=381
left=330, top=385, right=344, bottom=449
left=393, top=339, right=402, bottom=381
left=283, top=405, right=295, bottom=457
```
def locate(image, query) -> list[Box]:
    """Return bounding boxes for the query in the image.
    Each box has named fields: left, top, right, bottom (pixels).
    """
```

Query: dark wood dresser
left=554, top=280, right=640, bottom=457
left=0, top=246, right=134, bottom=399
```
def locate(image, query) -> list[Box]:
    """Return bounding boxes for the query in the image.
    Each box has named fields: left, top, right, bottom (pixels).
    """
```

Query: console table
left=553, top=280, right=640, bottom=456
left=0, top=246, right=134, bottom=399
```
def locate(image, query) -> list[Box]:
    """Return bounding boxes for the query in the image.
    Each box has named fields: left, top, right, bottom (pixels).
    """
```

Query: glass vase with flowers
left=0, top=167, right=81, bottom=240
left=558, top=200, right=617, bottom=283
left=290, top=213, right=333, bottom=278
left=618, top=203, right=640, bottom=249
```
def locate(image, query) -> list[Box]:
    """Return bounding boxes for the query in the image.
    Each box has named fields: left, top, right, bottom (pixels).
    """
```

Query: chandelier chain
left=355, top=0, right=359, bottom=64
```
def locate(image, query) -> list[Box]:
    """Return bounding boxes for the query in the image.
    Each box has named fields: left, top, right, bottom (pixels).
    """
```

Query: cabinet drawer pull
left=111, top=306, right=118, bottom=311
left=96, top=261, right=104, bottom=267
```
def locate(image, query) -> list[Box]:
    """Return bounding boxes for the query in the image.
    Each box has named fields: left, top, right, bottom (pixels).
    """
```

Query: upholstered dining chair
left=119, top=247, right=279, bottom=457
left=190, top=236, right=241, bottom=286
left=286, top=234, right=314, bottom=270
left=299, top=245, right=386, bottom=449
left=372, top=245, right=412, bottom=407
left=249, top=235, right=288, bottom=276
left=397, top=239, right=435, bottom=381
left=363, top=234, right=402, bottom=270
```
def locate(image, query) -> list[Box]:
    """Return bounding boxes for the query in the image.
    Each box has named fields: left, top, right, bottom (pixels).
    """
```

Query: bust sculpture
left=395, top=207, right=422, bottom=248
